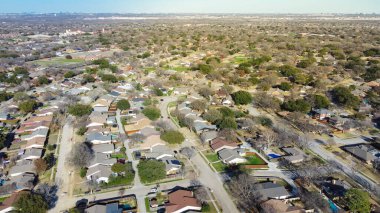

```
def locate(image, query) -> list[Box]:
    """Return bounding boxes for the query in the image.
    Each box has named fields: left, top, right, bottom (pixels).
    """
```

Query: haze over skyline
left=1, top=0, right=380, bottom=14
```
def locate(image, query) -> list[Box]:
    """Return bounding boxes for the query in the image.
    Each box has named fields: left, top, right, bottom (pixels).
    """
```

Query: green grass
left=144, top=67, right=156, bottom=72
left=202, top=202, right=218, bottom=213
left=32, top=57, right=84, bottom=66
left=245, top=155, right=266, bottom=165
left=144, top=197, right=151, bottom=213
left=171, top=66, right=190, bottom=72
left=212, top=162, right=227, bottom=172
left=233, top=56, right=249, bottom=64
left=111, top=153, right=127, bottom=159
left=0, top=196, right=9, bottom=203
left=205, top=153, right=219, bottom=163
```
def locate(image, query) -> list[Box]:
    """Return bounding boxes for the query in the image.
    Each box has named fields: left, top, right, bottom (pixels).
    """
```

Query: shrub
left=231, top=90, right=253, bottom=105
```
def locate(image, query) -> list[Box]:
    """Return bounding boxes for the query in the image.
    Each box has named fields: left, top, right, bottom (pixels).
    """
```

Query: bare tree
left=34, top=183, right=58, bottom=209
left=154, top=120, right=172, bottom=131
left=66, top=142, right=94, bottom=169
left=180, top=147, right=195, bottom=159
left=262, top=129, right=278, bottom=149
left=227, top=173, right=260, bottom=211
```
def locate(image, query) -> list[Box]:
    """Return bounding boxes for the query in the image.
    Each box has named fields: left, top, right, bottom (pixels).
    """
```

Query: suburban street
left=161, top=96, right=240, bottom=213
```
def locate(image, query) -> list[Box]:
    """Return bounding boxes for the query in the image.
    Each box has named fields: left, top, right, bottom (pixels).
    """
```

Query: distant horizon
left=0, top=12, right=379, bottom=15
left=1, top=0, right=379, bottom=14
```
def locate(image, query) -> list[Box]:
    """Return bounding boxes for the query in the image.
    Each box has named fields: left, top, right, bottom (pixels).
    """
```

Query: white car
left=150, top=187, right=158, bottom=193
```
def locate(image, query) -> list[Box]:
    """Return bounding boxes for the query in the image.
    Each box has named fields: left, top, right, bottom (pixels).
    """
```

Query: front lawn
left=111, top=153, right=127, bottom=159
left=205, top=153, right=219, bottom=163
left=212, top=162, right=227, bottom=172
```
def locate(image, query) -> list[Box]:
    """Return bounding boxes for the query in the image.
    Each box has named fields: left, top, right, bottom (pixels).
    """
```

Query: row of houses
left=0, top=106, right=58, bottom=195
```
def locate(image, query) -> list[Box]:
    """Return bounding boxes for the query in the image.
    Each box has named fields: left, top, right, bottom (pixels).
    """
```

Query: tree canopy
left=142, top=107, right=161, bottom=121
left=137, top=159, right=166, bottom=183
left=13, top=193, right=48, bottom=213
left=344, top=188, right=371, bottom=213
left=68, top=104, right=92, bottom=117
left=19, top=100, right=38, bottom=113
left=331, top=86, right=360, bottom=108
left=116, top=99, right=131, bottom=110
left=160, top=130, right=185, bottom=144
left=282, top=99, right=311, bottom=113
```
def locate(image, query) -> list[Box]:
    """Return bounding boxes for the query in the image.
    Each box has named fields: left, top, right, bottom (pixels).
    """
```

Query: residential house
left=85, top=202, right=123, bottom=213
left=312, top=108, right=333, bottom=121
left=8, top=160, right=36, bottom=177
left=130, top=98, right=146, bottom=111
left=260, top=199, right=305, bottom=213
left=320, top=178, right=350, bottom=202
left=210, top=138, right=238, bottom=152
left=92, top=95, right=113, bottom=113
left=145, top=145, right=174, bottom=160
left=88, top=153, right=117, bottom=168
left=192, top=121, right=217, bottom=134
left=21, top=137, right=46, bottom=149
left=124, top=114, right=152, bottom=135
left=20, top=148, right=43, bottom=161
left=86, top=111, right=108, bottom=128
left=140, top=135, right=166, bottom=150
left=92, top=144, right=115, bottom=154
left=255, top=182, right=291, bottom=201
left=138, top=126, right=160, bottom=137
left=344, top=144, right=379, bottom=164
left=217, top=148, right=247, bottom=165
left=200, top=130, right=218, bottom=145
left=86, top=164, right=113, bottom=183
left=163, top=157, right=182, bottom=175
left=165, top=189, right=202, bottom=213
left=86, top=132, right=112, bottom=144
left=282, top=147, right=306, bottom=163
left=20, top=129, right=48, bottom=141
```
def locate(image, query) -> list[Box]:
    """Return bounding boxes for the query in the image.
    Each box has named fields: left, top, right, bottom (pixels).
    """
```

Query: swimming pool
left=328, top=199, right=339, bottom=213
left=267, top=153, right=281, bottom=159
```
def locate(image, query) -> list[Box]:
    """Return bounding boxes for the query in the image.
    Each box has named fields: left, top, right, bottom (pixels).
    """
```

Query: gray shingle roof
left=255, top=182, right=291, bottom=200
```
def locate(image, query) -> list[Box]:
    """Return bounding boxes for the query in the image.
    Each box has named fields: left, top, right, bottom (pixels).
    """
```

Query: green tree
left=198, top=64, right=213, bottom=75
left=0, top=92, right=13, bottom=102
left=80, top=168, right=87, bottom=178
left=101, top=74, right=118, bottom=83
left=331, top=86, right=360, bottom=108
left=281, top=99, right=311, bottom=113
left=13, top=92, right=30, bottom=102
left=19, top=100, right=38, bottom=113
left=231, top=91, right=253, bottom=105
left=68, top=104, right=92, bottom=117
left=278, top=82, right=292, bottom=91
left=310, top=94, right=330, bottom=109
left=160, top=130, right=185, bottom=144
left=64, top=71, right=76, bottom=78
left=0, top=132, right=7, bottom=150
left=153, top=88, right=164, bottom=96
left=38, top=76, right=49, bottom=85
left=219, top=117, right=237, bottom=129
left=76, top=127, right=87, bottom=136
left=203, top=109, right=223, bottom=124
left=116, top=99, right=131, bottom=110
left=142, top=107, right=161, bottom=121
left=13, top=193, right=48, bottom=213
left=111, top=162, right=129, bottom=174
left=344, top=188, right=371, bottom=213
left=83, top=74, right=95, bottom=83
left=137, top=160, right=166, bottom=183
left=218, top=107, right=234, bottom=117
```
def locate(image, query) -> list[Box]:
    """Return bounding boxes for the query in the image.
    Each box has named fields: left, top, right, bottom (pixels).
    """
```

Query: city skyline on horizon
left=1, top=0, right=379, bottom=14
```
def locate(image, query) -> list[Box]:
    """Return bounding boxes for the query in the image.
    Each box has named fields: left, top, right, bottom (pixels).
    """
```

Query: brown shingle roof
left=165, top=190, right=201, bottom=213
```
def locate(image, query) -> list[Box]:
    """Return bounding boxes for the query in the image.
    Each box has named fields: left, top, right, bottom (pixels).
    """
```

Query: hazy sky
left=1, top=0, right=379, bottom=14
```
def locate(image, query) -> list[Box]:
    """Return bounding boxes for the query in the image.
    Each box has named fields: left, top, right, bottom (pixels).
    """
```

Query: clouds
left=1, top=0, right=379, bottom=14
